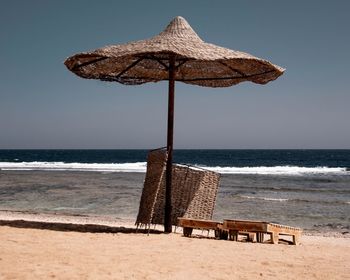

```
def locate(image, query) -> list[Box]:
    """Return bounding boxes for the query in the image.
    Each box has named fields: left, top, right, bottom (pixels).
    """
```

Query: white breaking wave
left=0, top=162, right=348, bottom=175
left=202, top=165, right=348, bottom=175
left=0, top=161, right=147, bottom=173
left=240, top=195, right=289, bottom=202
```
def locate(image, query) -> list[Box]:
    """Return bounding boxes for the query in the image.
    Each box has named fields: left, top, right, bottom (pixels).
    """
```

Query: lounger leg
left=183, top=227, right=193, bottom=237
left=229, top=230, right=238, bottom=241
left=247, top=233, right=255, bottom=242
left=215, top=229, right=226, bottom=239
left=293, top=233, right=300, bottom=245
left=217, top=229, right=228, bottom=240
left=271, top=232, right=279, bottom=244
left=256, top=232, right=264, bottom=243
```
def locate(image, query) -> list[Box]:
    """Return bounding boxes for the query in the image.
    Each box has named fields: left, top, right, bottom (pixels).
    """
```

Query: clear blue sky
left=1, top=0, right=349, bottom=149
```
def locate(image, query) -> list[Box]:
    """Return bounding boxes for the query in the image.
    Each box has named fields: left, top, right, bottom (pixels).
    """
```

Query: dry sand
left=1, top=224, right=349, bottom=280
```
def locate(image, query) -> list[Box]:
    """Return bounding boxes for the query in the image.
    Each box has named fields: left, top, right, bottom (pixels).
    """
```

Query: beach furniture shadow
left=0, top=219, right=162, bottom=234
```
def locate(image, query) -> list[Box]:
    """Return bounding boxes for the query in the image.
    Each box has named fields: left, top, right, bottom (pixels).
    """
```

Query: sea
left=0, top=149, right=349, bottom=235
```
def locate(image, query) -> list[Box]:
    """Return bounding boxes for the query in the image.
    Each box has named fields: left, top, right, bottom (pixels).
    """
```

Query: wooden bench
left=222, top=219, right=302, bottom=245
left=178, top=218, right=254, bottom=241
left=177, top=218, right=228, bottom=239
left=217, top=223, right=255, bottom=242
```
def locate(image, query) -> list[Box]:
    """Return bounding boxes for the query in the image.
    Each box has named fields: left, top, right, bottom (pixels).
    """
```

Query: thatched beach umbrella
left=64, top=16, right=284, bottom=233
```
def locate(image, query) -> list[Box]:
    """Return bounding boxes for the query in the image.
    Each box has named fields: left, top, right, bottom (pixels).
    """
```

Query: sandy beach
left=0, top=212, right=349, bottom=280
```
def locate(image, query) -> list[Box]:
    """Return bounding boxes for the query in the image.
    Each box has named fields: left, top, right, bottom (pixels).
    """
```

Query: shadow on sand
left=0, top=220, right=163, bottom=235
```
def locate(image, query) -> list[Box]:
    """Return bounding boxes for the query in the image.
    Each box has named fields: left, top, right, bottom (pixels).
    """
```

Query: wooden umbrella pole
left=165, top=54, right=176, bottom=233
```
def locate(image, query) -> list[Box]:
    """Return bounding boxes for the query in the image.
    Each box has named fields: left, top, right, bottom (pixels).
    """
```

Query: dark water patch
left=1, top=149, right=350, bottom=168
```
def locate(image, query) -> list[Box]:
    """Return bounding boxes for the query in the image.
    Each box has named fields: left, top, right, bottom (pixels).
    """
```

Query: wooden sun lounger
left=222, top=219, right=302, bottom=245
left=178, top=218, right=302, bottom=245
left=178, top=218, right=225, bottom=238
left=178, top=218, right=253, bottom=241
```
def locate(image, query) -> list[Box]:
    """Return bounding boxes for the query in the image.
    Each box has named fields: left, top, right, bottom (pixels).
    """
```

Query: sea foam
left=0, top=162, right=348, bottom=175
left=240, top=195, right=289, bottom=202
left=0, top=161, right=147, bottom=173
left=203, top=165, right=348, bottom=175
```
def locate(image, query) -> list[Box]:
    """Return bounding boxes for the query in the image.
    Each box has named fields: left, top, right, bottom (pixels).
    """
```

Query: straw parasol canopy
left=65, top=16, right=284, bottom=87
left=64, top=16, right=284, bottom=233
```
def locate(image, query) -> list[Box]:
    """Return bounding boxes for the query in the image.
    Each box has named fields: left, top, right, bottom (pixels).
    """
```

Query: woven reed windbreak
left=135, top=148, right=168, bottom=227
left=136, top=149, right=220, bottom=228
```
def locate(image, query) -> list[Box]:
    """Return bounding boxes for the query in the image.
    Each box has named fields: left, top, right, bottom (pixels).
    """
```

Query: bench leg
left=183, top=227, right=193, bottom=237
left=221, top=230, right=228, bottom=240
left=217, top=229, right=228, bottom=240
left=271, top=232, right=279, bottom=244
left=247, top=233, right=255, bottom=242
left=229, top=230, right=238, bottom=241
left=215, top=229, right=228, bottom=240
left=256, top=232, right=264, bottom=243
left=293, top=233, right=300, bottom=245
